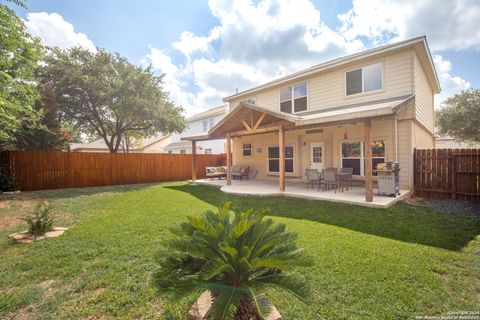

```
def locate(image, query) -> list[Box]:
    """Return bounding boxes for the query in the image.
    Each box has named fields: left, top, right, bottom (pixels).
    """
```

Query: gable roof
left=186, top=105, right=229, bottom=122
left=224, top=36, right=440, bottom=102
left=70, top=134, right=170, bottom=151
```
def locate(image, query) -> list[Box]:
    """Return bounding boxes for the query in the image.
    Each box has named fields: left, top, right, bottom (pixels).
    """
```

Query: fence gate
left=414, top=148, right=480, bottom=200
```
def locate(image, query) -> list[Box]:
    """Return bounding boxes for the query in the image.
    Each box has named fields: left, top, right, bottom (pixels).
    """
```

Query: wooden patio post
left=191, top=140, right=197, bottom=182
left=364, top=119, right=373, bottom=202
left=226, top=134, right=232, bottom=186
left=279, top=126, right=285, bottom=191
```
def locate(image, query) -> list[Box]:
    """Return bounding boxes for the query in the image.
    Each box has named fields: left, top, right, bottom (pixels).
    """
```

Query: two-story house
left=164, top=105, right=228, bottom=154
left=184, top=36, right=440, bottom=203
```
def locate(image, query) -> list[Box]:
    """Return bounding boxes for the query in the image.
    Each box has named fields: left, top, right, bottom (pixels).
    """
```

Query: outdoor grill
left=374, top=161, right=400, bottom=197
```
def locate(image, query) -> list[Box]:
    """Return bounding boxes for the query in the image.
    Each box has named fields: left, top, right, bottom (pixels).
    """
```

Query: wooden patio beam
left=252, top=112, right=266, bottom=130
left=229, top=125, right=282, bottom=138
left=279, top=125, right=285, bottom=192
left=191, top=140, right=197, bottom=182
left=226, top=134, right=232, bottom=186
left=364, top=119, right=373, bottom=202
left=241, top=119, right=251, bottom=131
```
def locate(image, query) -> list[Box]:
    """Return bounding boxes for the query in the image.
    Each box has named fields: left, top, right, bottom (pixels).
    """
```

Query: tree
left=119, top=131, right=144, bottom=153
left=14, top=84, right=74, bottom=150
left=436, top=89, right=480, bottom=143
left=152, top=202, right=312, bottom=320
left=0, top=1, right=44, bottom=149
left=38, top=47, right=186, bottom=153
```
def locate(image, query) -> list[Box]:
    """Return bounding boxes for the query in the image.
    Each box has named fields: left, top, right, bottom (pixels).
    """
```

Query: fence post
left=452, top=153, right=456, bottom=199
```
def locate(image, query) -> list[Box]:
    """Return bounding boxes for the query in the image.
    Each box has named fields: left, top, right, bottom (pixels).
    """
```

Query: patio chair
left=205, top=166, right=227, bottom=180
left=339, top=167, right=353, bottom=191
left=323, top=167, right=340, bottom=193
left=247, top=166, right=257, bottom=179
left=305, top=169, right=321, bottom=191
left=230, top=165, right=240, bottom=175
left=232, top=166, right=249, bottom=180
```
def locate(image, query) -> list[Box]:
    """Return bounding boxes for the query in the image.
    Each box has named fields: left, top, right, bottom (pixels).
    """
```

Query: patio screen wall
left=0, top=151, right=226, bottom=191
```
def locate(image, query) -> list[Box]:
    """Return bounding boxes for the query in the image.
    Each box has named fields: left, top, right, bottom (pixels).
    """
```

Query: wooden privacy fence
left=0, top=151, right=226, bottom=191
left=414, top=148, right=480, bottom=200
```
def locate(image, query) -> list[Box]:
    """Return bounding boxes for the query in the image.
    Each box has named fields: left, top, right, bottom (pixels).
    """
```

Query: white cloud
left=144, top=0, right=475, bottom=116
left=25, top=12, right=96, bottom=52
left=433, top=55, right=471, bottom=108
left=173, top=29, right=220, bottom=59
left=339, top=0, right=480, bottom=51
left=144, top=48, right=195, bottom=114
left=147, top=0, right=364, bottom=114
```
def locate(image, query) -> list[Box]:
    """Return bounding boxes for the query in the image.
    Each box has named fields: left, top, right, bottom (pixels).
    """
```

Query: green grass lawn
left=0, top=182, right=479, bottom=319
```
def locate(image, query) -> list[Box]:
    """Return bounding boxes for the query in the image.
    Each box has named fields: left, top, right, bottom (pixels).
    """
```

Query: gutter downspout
left=394, top=115, right=399, bottom=162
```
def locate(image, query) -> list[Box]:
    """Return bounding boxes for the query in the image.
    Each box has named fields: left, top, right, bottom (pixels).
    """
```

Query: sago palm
left=152, top=202, right=312, bottom=319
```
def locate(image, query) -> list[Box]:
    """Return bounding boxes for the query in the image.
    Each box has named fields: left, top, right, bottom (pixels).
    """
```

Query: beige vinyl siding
left=230, top=118, right=417, bottom=187
left=414, top=52, right=435, bottom=133
left=412, top=122, right=435, bottom=149
left=231, top=132, right=302, bottom=181
left=397, top=120, right=413, bottom=188
left=229, top=49, right=414, bottom=112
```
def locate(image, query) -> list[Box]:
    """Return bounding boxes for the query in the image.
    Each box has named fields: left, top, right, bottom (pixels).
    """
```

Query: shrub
left=152, top=202, right=312, bottom=320
left=22, top=202, right=54, bottom=237
left=0, top=172, right=17, bottom=192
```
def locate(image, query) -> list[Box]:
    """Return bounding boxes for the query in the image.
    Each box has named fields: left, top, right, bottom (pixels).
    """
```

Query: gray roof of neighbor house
left=164, top=141, right=192, bottom=149
left=70, top=134, right=170, bottom=151
left=186, top=105, right=229, bottom=122
left=224, top=36, right=440, bottom=102
left=435, top=135, right=480, bottom=149
left=182, top=94, right=415, bottom=141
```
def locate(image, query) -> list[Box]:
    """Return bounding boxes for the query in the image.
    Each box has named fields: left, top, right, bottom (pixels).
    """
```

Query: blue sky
left=13, top=0, right=480, bottom=115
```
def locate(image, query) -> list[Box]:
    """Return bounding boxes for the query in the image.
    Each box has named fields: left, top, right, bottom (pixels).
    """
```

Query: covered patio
left=184, top=97, right=413, bottom=206
left=195, top=178, right=410, bottom=208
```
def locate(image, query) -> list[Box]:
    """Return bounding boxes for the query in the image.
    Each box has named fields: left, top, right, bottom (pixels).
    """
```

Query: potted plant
left=152, top=202, right=312, bottom=319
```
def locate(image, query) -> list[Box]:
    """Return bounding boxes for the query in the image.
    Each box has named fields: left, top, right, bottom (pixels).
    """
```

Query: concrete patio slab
left=195, top=179, right=410, bottom=208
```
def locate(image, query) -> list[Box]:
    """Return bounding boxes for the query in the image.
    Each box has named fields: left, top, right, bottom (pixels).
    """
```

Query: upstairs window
left=202, top=118, right=215, bottom=132
left=280, top=83, right=307, bottom=114
left=346, top=63, right=382, bottom=96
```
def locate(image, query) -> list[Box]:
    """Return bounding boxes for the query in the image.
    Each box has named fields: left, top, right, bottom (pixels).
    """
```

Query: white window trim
left=340, top=139, right=386, bottom=176
left=208, top=118, right=215, bottom=129
left=279, top=82, right=308, bottom=114
left=242, top=142, right=253, bottom=157
left=267, top=144, right=296, bottom=174
left=202, top=119, right=208, bottom=132
left=340, top=140, right=364, bottom=176
left=345, top=62, right=384, bottom=97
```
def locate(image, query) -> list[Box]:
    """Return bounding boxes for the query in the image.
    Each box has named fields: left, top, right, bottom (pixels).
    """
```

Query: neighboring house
left=70, top=134, right=171, bottom=153
left=435, top=135, right=480, bottom=149
left=185, top=36, right=440, bottom=193
left=164, top=105, right=228, bottom=154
